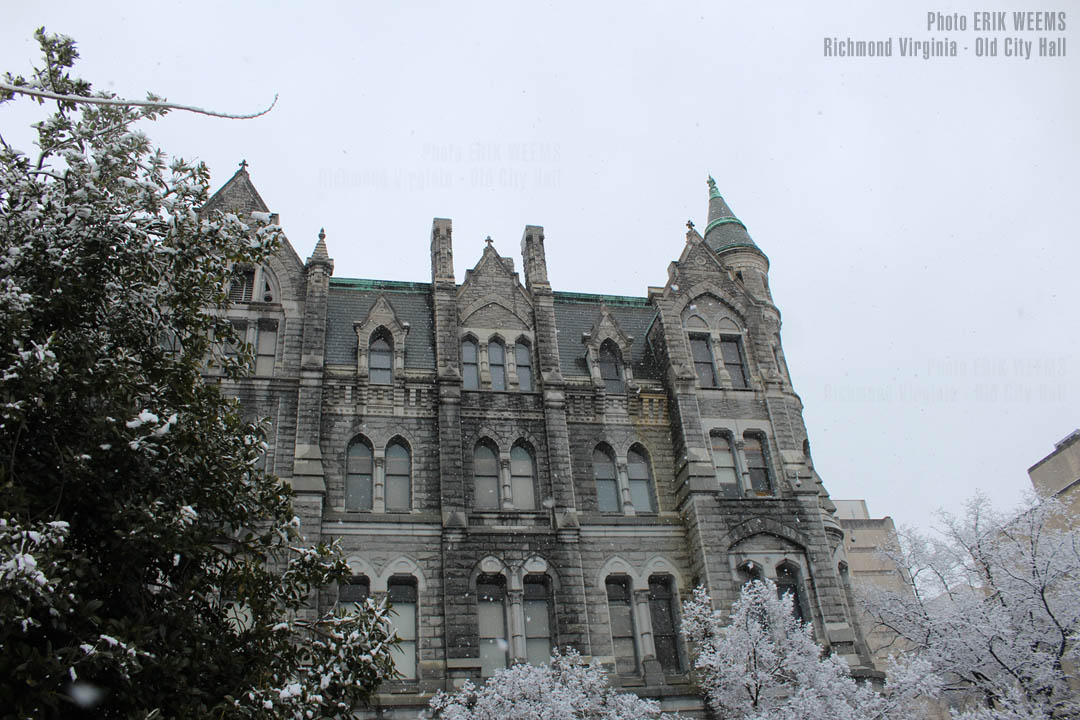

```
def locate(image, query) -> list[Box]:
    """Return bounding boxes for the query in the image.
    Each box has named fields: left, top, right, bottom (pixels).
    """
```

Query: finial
left=239, top=159, right=249, bottom=171
left=686, top=219, right=695, bottom=230
left=318, top=227, right=326, bottom=241
left=707, top=174, right=720, bottom=199
left=485, top=235, right=493, bottom=246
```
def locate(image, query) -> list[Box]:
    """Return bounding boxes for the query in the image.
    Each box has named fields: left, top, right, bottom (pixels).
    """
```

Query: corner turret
left=703, top=177, right=772, bottom=301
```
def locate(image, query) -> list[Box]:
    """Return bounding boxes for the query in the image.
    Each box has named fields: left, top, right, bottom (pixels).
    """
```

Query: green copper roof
left=330, top=277, right=432, bottom=293
left=552, top=291, right=651, bottom=308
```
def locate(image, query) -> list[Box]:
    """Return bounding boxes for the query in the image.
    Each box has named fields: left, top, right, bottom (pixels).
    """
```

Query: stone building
left=207, top=167, right=874, bottom=716
left=1028, top=430, right=1080, bottom=510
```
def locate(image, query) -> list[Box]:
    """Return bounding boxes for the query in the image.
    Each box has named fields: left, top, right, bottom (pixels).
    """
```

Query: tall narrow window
left=689, top=336, right=717, bottom=388
left=510, top=445, right=536, bottom=510
left=474, top=443, right=500, bottom=510
left=385, top=441, right=411, bottom=512
left=606, top=577, right=637, bottom=674
left=255, top=322, right=277, bottom=377
left=369, top=331, right=393, bottom=385
left=338, top=575, right=370, bottom=607
left=626, top=446, right=655, bottom=513
left=477, top=575, right=508, bottom=676
left=648, top=575, right=682, bottom=673
left=462, top=338, right=479, bottom=390
left=388, top=576, right=418, bottom=679
left=488, top=340, right=507, bottom=391
left=711, top=432, right=740, bottom=497
left=229, top=268, right=255, bottom=303
left=598, top=341, right=624, bottom=393
left=744, top=434, right=772, bottom=495
left=225, top=320, right=246, bottom=362
left=523, top=576, right=552, bottom=666
left=346, top=440, right=373, bottom=511
left=515, top=342, right=533, bottom=391
left=593, top=447, right=620, bottom=513
left=719, top=336, right=748, bottom=389
left=776, top=565, right=806, bottom=624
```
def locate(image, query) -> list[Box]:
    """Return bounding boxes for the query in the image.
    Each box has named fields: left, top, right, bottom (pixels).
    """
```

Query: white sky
left=2, top=1, right=1076, bottom=532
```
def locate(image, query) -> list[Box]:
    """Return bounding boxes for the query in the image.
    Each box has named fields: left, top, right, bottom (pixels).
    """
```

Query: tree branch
left=0, top=83, right=278, bottom=119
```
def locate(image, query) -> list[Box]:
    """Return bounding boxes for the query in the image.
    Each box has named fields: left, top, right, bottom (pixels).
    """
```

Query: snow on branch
left=0, top=82, right=278, bottom=119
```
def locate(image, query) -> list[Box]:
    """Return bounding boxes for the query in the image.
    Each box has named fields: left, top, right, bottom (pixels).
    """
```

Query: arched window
left=369, top=330, right=393, bottom=385
left=737, top=561, right=764, bottom=585
left=648, top=575, right=682, bottom=673
left=743, top=433, right=772, bottom=496
left=711, top=432, right=740, bottom=497
left=387, top=576, right=418, bottom=679
left=488, top=339, right=507, bottom=391
left=346, top=439, right=373, bottom=511
left=385, top=440, right=411, bottom=512
left=626, top=446, right=655, bottom=513
left=338, top=575, right=370, bottom=607
left=515, top=341, right=533, bottom=392
left=510, top=444, right=536, bottom=510
left=462, top=337, right=479, bottom=390
left=598, top=340, right=624, bottom=393
left=523, top=575, right=553, bottom=666
left=593, top=446, right=619, bottom=513
left=776, top=564, right=807, bottom=624
left=474, top=442, right=500, bottom=510
left=605, top=576, right=637, bottom=674
left=477, top=574, right=508, bottom=676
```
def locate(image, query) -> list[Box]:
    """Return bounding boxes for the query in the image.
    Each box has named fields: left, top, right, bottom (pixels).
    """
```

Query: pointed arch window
left=488, top=339, right=507, bottom=391
left=387, top=576, right=418, bottom=679
left=477, top=575, right=508, bottom=676
left=598, top=340, right=624, bottom=393
left=523, top=575, right=553, bottom=666
left=385, top=440, right=411, bottom=512
left=474, top=442, right=500, bottom=510
left=369, top=330, right=393, bottom=385
left=346, top=439, right=374, bottom=511
left=626, top=446, right=656, bottom=513
left=689, top=335, right=717, bottom=388
left=462, top=338, right=479, bottom=390
left=593, top=446, right=619, bottom=513
left=776, top=564, right=807, bottom=624
left=719, top=336, right=748, bottom=389
left=606, top=576, right=637, bottom=674
left=648, top=575, right=682, bottom=673
left=515, top=341, right=533, bottom=392
left=743, top=433, right=772, bottom=496
left=510, top=444, right=536, bottom=510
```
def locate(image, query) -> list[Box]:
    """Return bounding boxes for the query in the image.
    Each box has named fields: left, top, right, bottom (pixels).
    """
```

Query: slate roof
left=325, top=278, right=436, bottom=369
left=551, top=292, right=661, bottom=381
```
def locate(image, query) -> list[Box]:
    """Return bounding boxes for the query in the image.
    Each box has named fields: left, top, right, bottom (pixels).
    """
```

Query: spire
left=703, top=176, right=760, bottom=255
left=306, top=227, right=333, bottom=273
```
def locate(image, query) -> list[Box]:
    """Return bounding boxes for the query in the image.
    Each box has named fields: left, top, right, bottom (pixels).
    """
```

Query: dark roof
left=551, top=292, right=660, bottom=380
left=325, top=278, right=436, bottom=369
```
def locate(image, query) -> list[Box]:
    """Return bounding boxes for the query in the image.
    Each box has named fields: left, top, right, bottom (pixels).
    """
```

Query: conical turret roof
left=703, top=176, right=760, bottom=255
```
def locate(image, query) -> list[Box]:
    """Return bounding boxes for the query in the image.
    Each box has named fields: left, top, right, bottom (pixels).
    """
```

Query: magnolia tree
left=0, top=30, right=397, bottom=718
left=859, top=493, right=1080, bottom=720
left=428, top=649, right=680, bottom=720
left=681, top=580, right=937, bottom=720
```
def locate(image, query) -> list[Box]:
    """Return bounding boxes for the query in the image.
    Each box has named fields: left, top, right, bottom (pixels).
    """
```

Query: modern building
left=833, top=500, right=904, bottom=670
left=1028, top=430, right=1080, bottom=510
left=207, top=167, right=875, bottom=716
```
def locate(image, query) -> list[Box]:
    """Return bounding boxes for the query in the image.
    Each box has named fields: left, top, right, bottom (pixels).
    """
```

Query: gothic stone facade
left=206, top=169, right=874, bottom=716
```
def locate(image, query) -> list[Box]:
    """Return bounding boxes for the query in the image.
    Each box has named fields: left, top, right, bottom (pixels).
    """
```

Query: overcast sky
left=2, top=1, right=1076, bottom=533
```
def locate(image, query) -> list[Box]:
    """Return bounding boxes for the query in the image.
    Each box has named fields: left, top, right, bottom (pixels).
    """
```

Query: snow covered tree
left=0, top=29, right=397, bottom=718
left=681, top=580, right=936, bottom=720
left=859, top=493, right=1080, bottom=720
left=428, top=648, right=680, bottom=720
